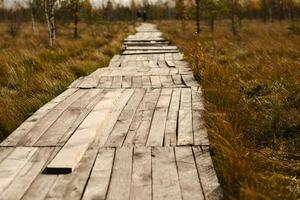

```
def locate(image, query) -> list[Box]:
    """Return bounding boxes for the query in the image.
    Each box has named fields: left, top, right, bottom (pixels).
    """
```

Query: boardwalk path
left=0, top=23, right=222, bottom=200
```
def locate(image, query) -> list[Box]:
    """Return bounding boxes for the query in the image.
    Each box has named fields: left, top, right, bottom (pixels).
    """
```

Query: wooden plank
left=108, top=61, right=121, bottom=68
left=122, top=76, right=132, bottom=88
left=175, top=147, right=204, bottom=200
left=132, top=76, right=142, bottom=88
left=99, top=76, right=113, bottom=88
left=160, top=75, right=174, bottom=87
left=133, top=110, right=154, bottom=146
left=182, top=74, right=199, bottom=88
left=17, top=89, right=87, bottom=146
left=78, top=77, right=98, bottom=89
left=150, top=76, right=161, bottom=88
left=152, top=147, right=182, bottom=200
left=96, top=89, right=135, bottom=147
left=156, top=88, right=172, bottom=108
left=34, top=89, right=102, bottom=146
left=22, top=175, right=58, bottom=200
left=68, top=77, right=84, bottom=88
left=178, top=88, right=193, bottom=145
left=122, top=109, right=143, bottom=146
left=192, top=90, right=204, bottom=110
left=82, top=148, right=115, bottom=200
left=105, top=89, right=145, bottom=147
left=45, top=147, right=98, bottom=200
left=193, top=110, right=209, bottom=146
left=111, top=76, right=122, bottom=88
left=106, top=147, right=133, bottom=200
left=164, top=89, right=181, bottom=146
left=146, top=108, right=167, bottom=146
left=126, top=46, right=177, bottom=51
left=166, top=60, right=176, bottom=68
left=0, top=147, right=56, bottom=200
left=142, top=75, right=151, bottom=88
left=130, top=147, right=152, bottom=200
left=172, top=75, right=184, bottom=86
left=133, top=89, right=160, bottom=146
left=193, top=146, right=223, bottom=200
left=146, top=89, right=171, bottom=146
left=21, top=147, right=60, bottom=200
left=0, top=148, right=13, bottom=164
left=124, top=42, right=169, bottom=46
left=45, top=90, right=123, bottom=174
left=122, top=50, right=179, bottom=55
left=0, top=147, right=37, bottom=194
left=157, top=60, right=168, bottom=68
left=1, top=89, right=78, bottom=146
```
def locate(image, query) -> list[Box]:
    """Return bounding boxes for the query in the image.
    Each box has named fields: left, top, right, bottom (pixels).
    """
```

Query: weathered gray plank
left=0, top=147, right=37, bottom=194
left=175, top=147, right=204, bottom=200
left=34, top=89, right=102, bottom=146
left=152, top=147, right=182, bottom=200
left=106, top=147, right=133, bottom=200
left=17, top=90, right=87, bottom=146
left=0, top=148, right=13, bottom=164
left=132, top=76, right=142, bottom=88
left=142, top=75, right=151, bottom=88
left=0, top=147, right=56, bottom=200
left=82, top=148, right=115, bottom=200
left=130, top=147, right=152, bottom=200
left=105, top=89, right=145, bottom=147
left=150, top=76, right=161, bottom=88
left=146, top=89, right=172, bottom=146
left=178, top=88, right=193, bottom=145
left=193, top=146, right=223, bottom=200
left=46, top=90, right=123, bottom=173
left=164, top=89, right=181, bottom=146
left=193, top=110, right=209, bottom=146
left=45, top=147, right=98, bottom=200
left=122, top=76, right=132, bottom=88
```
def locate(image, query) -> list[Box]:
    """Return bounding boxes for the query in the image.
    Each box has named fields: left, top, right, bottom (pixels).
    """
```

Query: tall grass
left=0, top=21, right=133, bottom=141
left=158, top=20, right=300, bottom=199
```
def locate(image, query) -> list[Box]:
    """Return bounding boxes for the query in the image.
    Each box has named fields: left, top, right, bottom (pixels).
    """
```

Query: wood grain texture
left=193, top=146, right=223, bottom=200
left=152, top=147, right=182, bottom=200
left=130, top=147, right=152, bottom=200
left=106, top=147, right=133, bottom=200
left=46, top=90, right=123, bottom=173
left=82, top=148, right=115, bottom=200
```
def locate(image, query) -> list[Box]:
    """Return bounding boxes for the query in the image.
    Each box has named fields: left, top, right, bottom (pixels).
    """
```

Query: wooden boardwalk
left=0, top=23, right=222, bottom=200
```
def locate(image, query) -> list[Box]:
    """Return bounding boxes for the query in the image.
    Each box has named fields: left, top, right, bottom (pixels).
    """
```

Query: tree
left=200, top=0, right=226, bottom=32
left=70, top=0, right=80, bottom=38
left=45, top=0, right=57, bottom=47
left=28, top=0, right=37, bottom=34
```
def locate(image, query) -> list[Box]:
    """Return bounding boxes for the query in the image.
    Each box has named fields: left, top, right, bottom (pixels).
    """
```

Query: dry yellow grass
left=0, top=21, right=134, bottom=140
left=157, top=20, right=300, bottom=200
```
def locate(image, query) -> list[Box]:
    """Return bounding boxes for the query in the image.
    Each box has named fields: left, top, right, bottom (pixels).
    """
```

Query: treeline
left=0, top=0, right=299, bottom=46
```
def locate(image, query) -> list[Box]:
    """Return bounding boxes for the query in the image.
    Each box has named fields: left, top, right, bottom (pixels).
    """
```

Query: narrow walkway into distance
left=0, top=23, right=222, bottom=200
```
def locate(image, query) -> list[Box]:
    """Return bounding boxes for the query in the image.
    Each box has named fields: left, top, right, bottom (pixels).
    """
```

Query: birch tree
left=28, top=0, right=37, bottom=34
left=45, top=0, right=57, bottom=47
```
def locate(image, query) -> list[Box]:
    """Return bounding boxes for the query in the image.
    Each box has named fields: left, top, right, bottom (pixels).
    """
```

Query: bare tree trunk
left=45, top=0, right=56, bottom=47
left=195, top=0, right=200, bottom=33
left=268, top=0, right=273, bottom=22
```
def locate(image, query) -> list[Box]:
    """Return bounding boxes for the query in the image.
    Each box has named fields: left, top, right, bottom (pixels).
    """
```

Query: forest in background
left=0, top=0, right=299, bottom=199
